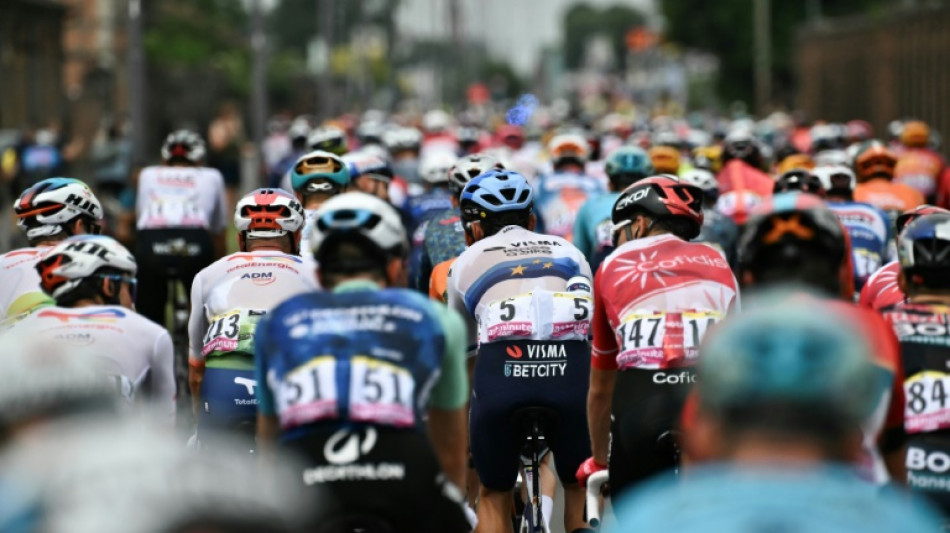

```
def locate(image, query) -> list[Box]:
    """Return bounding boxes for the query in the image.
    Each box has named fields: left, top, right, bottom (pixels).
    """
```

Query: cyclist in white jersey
left=188, top=188, right=317, bottom=436
left=2, top=178, right=102, bottom=323
left=7, top=235, right=175, bottom=423
left=287, top=150, right=350, bottom=253
left=447, top=170, right=594, bottom=533
left=134, top=130, right=228, bottom=326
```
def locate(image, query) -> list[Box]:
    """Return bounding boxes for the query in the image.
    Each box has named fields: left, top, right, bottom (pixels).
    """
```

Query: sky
left=394, top=0, right=657, bottom=75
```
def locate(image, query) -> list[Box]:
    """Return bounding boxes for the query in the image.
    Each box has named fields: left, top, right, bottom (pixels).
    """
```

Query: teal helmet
left=605, top=146, right=653, bottom=189
left=698, top=288, right=879, bottom=424
left=290, top=150, right=350, bottom=192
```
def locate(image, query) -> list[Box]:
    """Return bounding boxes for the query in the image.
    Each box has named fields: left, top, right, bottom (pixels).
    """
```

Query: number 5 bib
left=478, top=290, right=592, bottom=345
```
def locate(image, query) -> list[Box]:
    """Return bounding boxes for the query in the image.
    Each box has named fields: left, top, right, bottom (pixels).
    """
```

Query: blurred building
left=0, top=0, right=66, bottom=130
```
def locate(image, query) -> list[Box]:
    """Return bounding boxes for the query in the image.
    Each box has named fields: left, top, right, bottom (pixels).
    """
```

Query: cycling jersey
left=827, top=201, right=892, bottom=291
left=895, top=148, right=947, bottom=202
left=428, top=258, right=455, bottom=303
left=532, top=172, right=606, bottom=240
left=188, top=250, right=319, bottom=429
left=859, top=261, right=904, bottom=310
left=405, top=190, right=454, bottom=292
left=573, top=192, right=618, bottom=272
left=0, top=247, right=54, bottom=322
left=446, top=224, right=593, bottom=491
left=6, top=305, right=175, bottom=422
left=716, top=160, right=773, bottom=225
left=881, top=302, right=950, bottom=513
left=417, top=209, right=466, bottom=295
left=694, top=209, right=740, bottom=268
left=254, top=279, right=469, bottom=531
left=136, top=166, right=228, bottom=232
left=592, top=233, right=738, bottom=496
left=854, top=179, right=925, bottom=220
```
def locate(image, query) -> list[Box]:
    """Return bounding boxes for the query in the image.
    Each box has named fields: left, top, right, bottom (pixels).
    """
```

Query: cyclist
left=578, top=175, right=738, bottom=499
left=881, top=212, right=950, bottom=514
left=134, top=130, right=227, bottom=327
left=614, top=293, right=942, bottom=533
left=773, top=169, right=825, bottom=196
left=892, top=120, right=948, bottom=203
left=288, top=150, right=350, bottom=254
left=735, top=192, right=906, bottom=485
left=255, top=192, right=470, bottom=532
left=813, top=165, right=892, bottom=291
left=187, top=189, right=316, bottom=439
left=267, top=118, right=310, bottom=188
left=8, top=235, right=175, bottom=423
left=344, top=151, right=394, bottom=202
left=716, top=130, right=773, bottom=224
left=860, top=205, right=950, bottom=310
left=420, top=153, right=504, bottom=302
left=853, top=140, right=924, bottom=219
left=647, top=145, right=681, bottom=175
left=384, top=126, right=424, bottom=190
left=406, top=150, right=457, bottom=291
left=3, top=178, right=103, bottom=322
left=446, top=170, right=594, bottom=533
left=308, top=125, right=349, bottom=156
left=534, top=132, right=606, bottom=240
left=573, top=146, right=653, bottom=271
left=680, top=168, right=740, bottom=267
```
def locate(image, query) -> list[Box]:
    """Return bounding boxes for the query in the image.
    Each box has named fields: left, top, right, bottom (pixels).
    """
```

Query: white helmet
left=812, top=165, right=857, bottom=193
left=422, top=109, right=453, bottom=133
left=310, top=192, right=407, bottom=258
left=160, top=129, right=206, bottom=163
left=678, top=168, right=719, bottom=193
left=308, top=125, right=348, bottom=155
left=383, top=127, right=422, bottom=152
left=234, top=188, right=305, bottom=240
left=419, top=151, right=457, bottom=185
left=448, top=153, right=505, bottom=194
left=36, top=235, right=137, bottom=300
left=14, top=178, right=103, bottom=240
left=549, top=132, right=590, bottom=165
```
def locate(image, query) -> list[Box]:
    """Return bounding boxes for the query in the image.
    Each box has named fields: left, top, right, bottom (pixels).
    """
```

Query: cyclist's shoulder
left=0, top=247, right=46, bottom=267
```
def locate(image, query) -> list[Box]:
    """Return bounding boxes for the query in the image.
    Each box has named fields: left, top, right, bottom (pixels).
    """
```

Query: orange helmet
left=853, top=141, right=897, bottom=182
left=776, top=153, right=816, bottom=174
left=548, top=133, right=590, bottom=166
left=648, top=145, right=681, bottom=174
left=900, top=120, right=930, bottom=148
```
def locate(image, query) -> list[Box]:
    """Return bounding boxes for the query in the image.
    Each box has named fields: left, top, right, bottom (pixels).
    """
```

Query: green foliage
left=660, top=0, right=892, bottom=106
left=563, top=3, right=646, bottom=71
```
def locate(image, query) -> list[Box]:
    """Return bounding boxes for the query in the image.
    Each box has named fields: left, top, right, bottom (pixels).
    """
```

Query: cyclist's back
left=827, top=200, right=891, bottom=290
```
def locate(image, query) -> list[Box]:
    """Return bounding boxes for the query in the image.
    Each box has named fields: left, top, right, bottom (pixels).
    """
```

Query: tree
left=563, top=4, right=647, bottom=71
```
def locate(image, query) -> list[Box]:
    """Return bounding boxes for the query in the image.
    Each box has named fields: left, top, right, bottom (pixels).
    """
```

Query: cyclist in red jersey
left=715, top=131, right=773, bottom=225
left=893, top=121, right=949, bottom=204
left=577, top=175, right=739, bottom=498
left=859, top=205, right=950, bottom=310
left=713, top=192, right=907, bottom=484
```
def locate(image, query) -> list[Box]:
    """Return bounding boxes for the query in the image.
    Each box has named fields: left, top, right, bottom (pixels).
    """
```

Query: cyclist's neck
left=725, top=438, right=843, bottom=466
left=70, top=298, right=107, bottom=308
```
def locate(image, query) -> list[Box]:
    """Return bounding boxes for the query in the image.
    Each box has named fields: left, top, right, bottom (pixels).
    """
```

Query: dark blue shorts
left=199, top=366, right=258, bottom=431
left=470, top=340, right=591, bottom=491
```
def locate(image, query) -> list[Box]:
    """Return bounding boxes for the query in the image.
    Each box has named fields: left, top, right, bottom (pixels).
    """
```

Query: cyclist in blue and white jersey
left=447, top=170, right=593, bottom=533
left=573, top=146, right=653, bottom=271
left=255, top=192, right=470, bottom=532
left=188, top=189, right=317, bottom=439
left=813, top=165, right=892, bottom=290
left=534, top=133, right=607, bottom=240
left=406, top=150, right=457, bottom=291
left=2, top=178, right=103, bottom=322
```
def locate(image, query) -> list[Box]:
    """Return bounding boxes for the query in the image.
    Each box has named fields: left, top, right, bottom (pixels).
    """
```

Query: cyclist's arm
left=589, top=267, right=618, bottom=464
left=445, top=264, right=477, bottom=358
left=427, top=305, right=469, bottom=490
left=187, top=275, right=207, bottom=417
left=152, top=330, right=177, bottom=425
left=572, top=202, right=592, bottom=261
left=254, top=316, right=280, bottom=458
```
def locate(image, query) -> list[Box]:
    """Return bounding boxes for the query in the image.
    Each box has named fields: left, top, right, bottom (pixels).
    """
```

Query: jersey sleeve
left=573, top=202, right=593, bottom=262
left=187, top=272, right=206, bottom=365
left=429, top=304, right=469, bottom=410
left=210, top=169, right=229, bottom=233
left=446, top=262, right=477, bottom=357
left=254, top=314, right=278, bottom=417
left=152, top=330, right=177, bottom=424
left=591, top=263, right=619, bottom=370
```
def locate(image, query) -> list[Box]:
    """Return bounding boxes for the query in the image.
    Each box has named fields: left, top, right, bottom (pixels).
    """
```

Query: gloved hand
left=575, top=457, right=607, bottom=485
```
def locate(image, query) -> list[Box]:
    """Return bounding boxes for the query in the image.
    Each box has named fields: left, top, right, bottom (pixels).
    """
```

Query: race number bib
left=202, top=309, right=267, bottom=357
left=142, top=195, right=206, bottom=228
left=478, top=290, right=592, bottom=344
left=853, top=248, right=883, bottom=282
left=905, top=372, right=950, bottom=433
left=274, top=356, right=339, bottom=428
left=349, top=356, right=415, bottom=427
left=616, top=310, right=721, bottom=370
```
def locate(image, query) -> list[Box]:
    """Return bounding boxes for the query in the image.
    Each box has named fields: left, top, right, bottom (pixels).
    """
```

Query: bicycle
left=511, top=407, right=559, bottom=533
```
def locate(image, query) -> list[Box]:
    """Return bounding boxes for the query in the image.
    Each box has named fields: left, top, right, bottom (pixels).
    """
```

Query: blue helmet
left=459, top=170, right=533, bottom=223
left=604, top=146, right=653, bottom=179
left=290, top=150, right=350, bottom=192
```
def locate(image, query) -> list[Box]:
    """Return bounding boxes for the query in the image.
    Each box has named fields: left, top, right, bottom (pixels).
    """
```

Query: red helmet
left=497, top=124, right=525, bottom=150
left=611, top=175, right=704, bottom=240
left=896, top=204, right=950, bottom=235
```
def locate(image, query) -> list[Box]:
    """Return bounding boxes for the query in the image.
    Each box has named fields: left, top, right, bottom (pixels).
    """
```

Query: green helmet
left=604, top=146, right=653, bottom=186
left=290, top=150, right=350, bottom=192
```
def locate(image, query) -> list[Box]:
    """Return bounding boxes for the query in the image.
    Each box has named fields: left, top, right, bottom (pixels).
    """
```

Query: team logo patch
left=506, top=345, right=523, bottom=359
left=241, top=272, right=276, bottom=286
